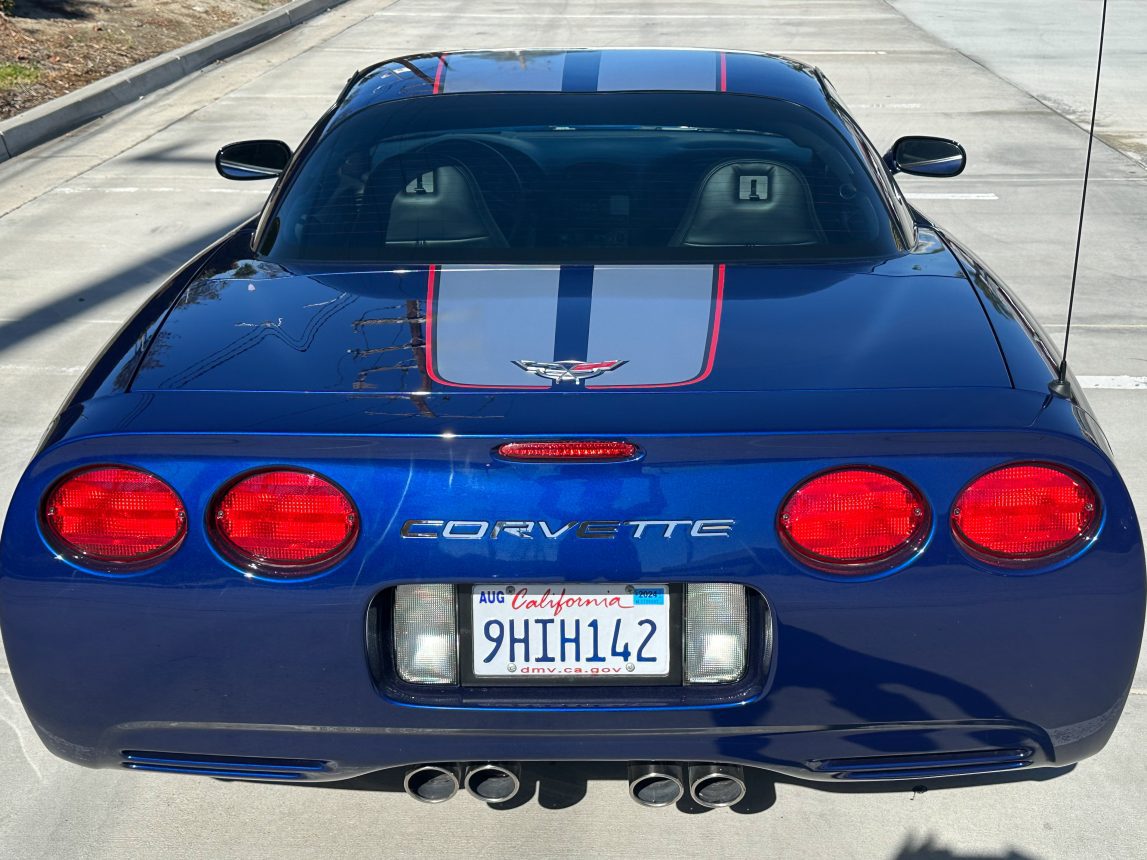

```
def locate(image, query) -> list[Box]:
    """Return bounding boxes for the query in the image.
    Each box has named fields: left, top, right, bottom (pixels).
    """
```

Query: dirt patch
left=0, top=0, right=284, bottom=120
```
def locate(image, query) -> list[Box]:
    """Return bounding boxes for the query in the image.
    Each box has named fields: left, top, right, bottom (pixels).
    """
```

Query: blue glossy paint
left=124, top=231, right=1003, bottom=396
left=3, top=411, right=1143, bottom=776
left=812, top=748, right=1035, bottom=780
left=122, top=752, right=327, bottom=771
left=0, top=48, right=1143, bottom=787
left=125, top=765, right=303, bottom=780
left=334, top=50, right=845, bottom=134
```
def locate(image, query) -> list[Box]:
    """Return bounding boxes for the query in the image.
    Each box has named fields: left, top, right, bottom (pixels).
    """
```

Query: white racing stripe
left=1077, top=376, right=1147, bottom=390
left=430, top=265, right=560, bottom=388
left=586, top=266, right=718, bottom=388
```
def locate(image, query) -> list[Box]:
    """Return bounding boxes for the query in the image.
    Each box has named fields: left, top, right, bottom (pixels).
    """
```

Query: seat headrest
left=671, top=160, right=825, bottom=247
left=372, top=156, right=507, bottom=248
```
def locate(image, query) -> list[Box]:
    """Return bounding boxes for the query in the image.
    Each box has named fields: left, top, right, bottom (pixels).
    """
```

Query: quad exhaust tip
left=688, top=763, right=747, bottom=808
left=405, top=760, right=745, bottom=808
left=403, top=764, right=461, bottom=804
left=464, top=763, right=522, bottom=803
left=628, top=763, right=685, bottom=808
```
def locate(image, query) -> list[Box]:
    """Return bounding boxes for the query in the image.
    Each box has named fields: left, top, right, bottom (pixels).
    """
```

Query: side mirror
left=215, top=140, right=292, bottom=180
left=884, top=136, right=966, bottom=178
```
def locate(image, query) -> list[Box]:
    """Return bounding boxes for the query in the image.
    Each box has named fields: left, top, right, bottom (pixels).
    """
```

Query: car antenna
left=1048, top=0, right=1110, bottom=399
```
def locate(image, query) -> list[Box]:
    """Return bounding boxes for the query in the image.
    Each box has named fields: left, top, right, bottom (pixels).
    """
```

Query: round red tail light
left=779, top=467, right=929, bottom=572
left=212, top=469, right=358, bottom=574
left=43, top=466, right=186, bottom=567
left=952, top=463, right=1098, bottom=564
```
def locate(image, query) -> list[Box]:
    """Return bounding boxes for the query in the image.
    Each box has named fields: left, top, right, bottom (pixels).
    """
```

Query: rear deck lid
left=131, top=248, right=1009, bottom=395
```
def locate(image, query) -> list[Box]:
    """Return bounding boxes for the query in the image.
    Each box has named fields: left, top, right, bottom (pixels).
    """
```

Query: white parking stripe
left=1077, top=376, right=1147, bottom=390
left=0, top=364, right=86, bottom=376
left=905, top=192, right=999, bottom=200
left=968, top=177, right=1147, bottom=183
left=783, top=50, right=888, bottom=55
left=52, top=187, right=267, bottom=195
left=374, top=11, right=886, bottom=20
left=1045, top=323, right=1147, bottom=329
left=0, top=318, right=121, bottom=324
left=225, top=93, right=335, bottom=98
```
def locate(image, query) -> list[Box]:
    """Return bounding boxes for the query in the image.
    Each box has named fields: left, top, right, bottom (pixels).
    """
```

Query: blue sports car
left=1, top=49, right=1143, bottom=809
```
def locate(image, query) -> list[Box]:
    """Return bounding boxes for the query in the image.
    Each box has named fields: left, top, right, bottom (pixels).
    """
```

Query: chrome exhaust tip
left=628, top=762, right=685, bottom=808
left=464, top=763, right=521, bottom=803
left=688, top=764, right=747, bottom=809
left=403, top=764, right=461, bottom=803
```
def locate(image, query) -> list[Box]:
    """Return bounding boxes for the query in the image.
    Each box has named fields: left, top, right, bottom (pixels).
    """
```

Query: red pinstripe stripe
left=432, top=54, right=447, bottom=93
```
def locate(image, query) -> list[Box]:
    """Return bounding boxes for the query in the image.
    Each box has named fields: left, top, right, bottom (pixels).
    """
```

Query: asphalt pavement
left=0, top=1, right=1143, bottom=857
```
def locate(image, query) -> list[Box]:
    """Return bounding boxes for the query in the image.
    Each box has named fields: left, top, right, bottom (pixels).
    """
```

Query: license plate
left=468, top=583, right=672, bottom=681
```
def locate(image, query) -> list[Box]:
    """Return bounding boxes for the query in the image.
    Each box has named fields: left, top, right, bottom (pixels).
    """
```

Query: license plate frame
left=458, top=584, right=683, bottom=686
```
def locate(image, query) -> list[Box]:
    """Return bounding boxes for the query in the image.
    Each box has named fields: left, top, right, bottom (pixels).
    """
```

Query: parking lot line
left=905, top=192, right=999, bottom=200
left=1076, top=376, right=1147, bottom=390
left=1046, top=323, right=1147, bottom=329
left=51, top=187, right=267, bottom=195
left=374, top=11, right=888, bottom=20
left=0, top=364, right=87, bottom=376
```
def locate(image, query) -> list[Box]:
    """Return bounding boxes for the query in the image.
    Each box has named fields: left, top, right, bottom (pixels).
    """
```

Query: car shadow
left=0, top=221, right=239, bottom=360
left=892, top=834, right=1040, bottom=860
left=287, top=758, right=1072, bottom=816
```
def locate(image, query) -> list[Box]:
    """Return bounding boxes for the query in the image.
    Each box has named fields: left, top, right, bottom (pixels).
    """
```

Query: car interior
left=269, top=122, right=892, bottom=262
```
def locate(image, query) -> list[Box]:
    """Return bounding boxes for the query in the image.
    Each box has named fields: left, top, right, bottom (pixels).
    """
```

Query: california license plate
left=467, top=583, right=673, bottom=681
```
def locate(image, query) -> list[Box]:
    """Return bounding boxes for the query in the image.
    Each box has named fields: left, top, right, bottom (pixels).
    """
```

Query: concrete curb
left=0, top=0, right=348, bottom=164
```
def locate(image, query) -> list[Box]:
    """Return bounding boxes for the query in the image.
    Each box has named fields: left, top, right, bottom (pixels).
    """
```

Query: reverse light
left=42, top=466, right=187, bottom=567
left=212, top=469, right=358, bottom=574
left=952, top=462, right=1098, bottom=564
left=779, top=467, right=929, bottom=572
left=393, top=584, right=458, bottom=684
left=495, top=440, right=639, bottom=462
left=684, top=583, right=748, bottom=684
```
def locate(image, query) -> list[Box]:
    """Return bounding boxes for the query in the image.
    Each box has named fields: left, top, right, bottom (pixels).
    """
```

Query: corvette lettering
left=400, top=519, right=734, bottom=539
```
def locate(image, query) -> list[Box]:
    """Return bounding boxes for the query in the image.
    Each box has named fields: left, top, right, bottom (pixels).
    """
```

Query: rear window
left=260, top=92, right=902, bottom=264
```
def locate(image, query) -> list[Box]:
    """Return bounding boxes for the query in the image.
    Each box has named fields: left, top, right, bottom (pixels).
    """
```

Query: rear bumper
left=33, top=712, right=1119, bottom=784
left=3, top=429, right=1144, bottom=785
left=3, top=558, right=1139, bottom=784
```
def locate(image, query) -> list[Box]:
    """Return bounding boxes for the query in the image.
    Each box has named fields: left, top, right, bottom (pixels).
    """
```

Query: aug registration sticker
left=470, top=583, right=671, bottom=679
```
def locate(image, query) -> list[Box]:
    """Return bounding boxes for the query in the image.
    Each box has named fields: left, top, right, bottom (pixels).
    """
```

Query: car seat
left=670, top=160, right=825, bottom=247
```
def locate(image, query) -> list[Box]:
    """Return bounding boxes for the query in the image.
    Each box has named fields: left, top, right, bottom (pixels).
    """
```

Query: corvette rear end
left=1, top=49, right=1142, bottom=808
